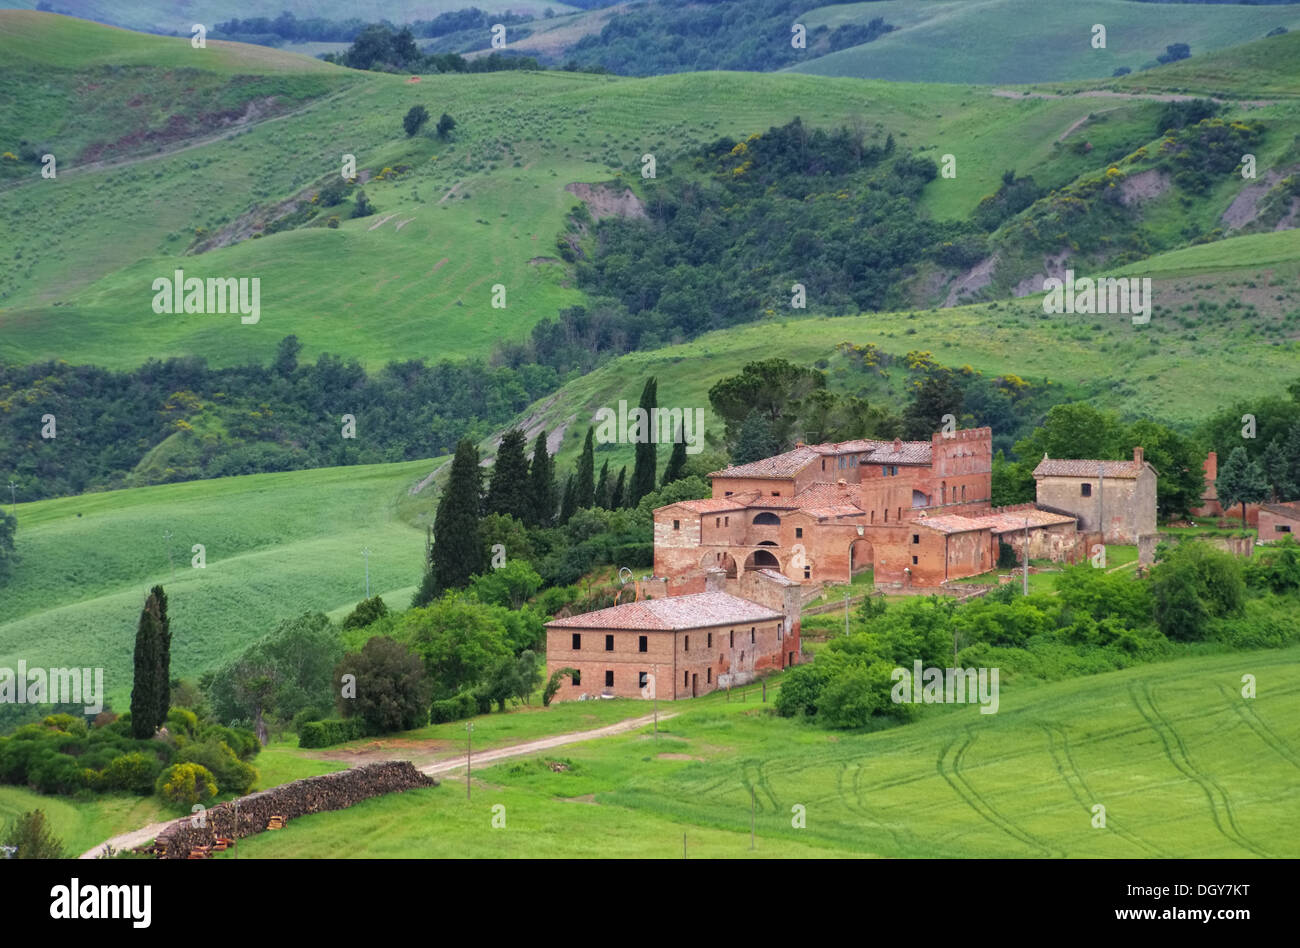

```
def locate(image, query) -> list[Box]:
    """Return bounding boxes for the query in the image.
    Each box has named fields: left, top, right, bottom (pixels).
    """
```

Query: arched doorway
left=849, top=538, right=874, bottom=575
left=744, top=549, right=781, bottom=572
left=699, top=550, right=738, bottom=578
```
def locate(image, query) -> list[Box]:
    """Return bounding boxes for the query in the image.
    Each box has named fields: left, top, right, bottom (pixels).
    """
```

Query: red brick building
left=1259, top=502, right=1300, bottom=542
left=545, top=579, right=794, bottom=702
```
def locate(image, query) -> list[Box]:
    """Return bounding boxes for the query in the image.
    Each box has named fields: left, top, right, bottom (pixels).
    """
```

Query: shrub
left=429, top=691, right=478, bottom=723
left=101, top=751, right=162, bottom=795
left=178, top=740, right=257, bottom=795
left=343, top=596, right=390, bottom=631
left=1, top=810, right=65, bottom=859
left=155, top=762, right=217, bottom=806
left=297, top=717, right=368, bottom=748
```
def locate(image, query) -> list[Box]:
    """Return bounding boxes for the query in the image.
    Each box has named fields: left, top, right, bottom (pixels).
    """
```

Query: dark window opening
left=706, top=668, right=712, bottom=683
left=639, top=671, right=648, bottom=688
left=912, top=534, right=920, bottom=544
left=684, top=635, right=689, bottom=652
left=707, top=632, right=712, bottom=648
left=573, top=670, right=581, bottom=686
left=795, top=527, right=803, bottom=538
left=673, top=519, right=680, bottom=530
left=639, top=635, right=648, bottom=653
left=803, top=566, right=811, bottom=579
left=605, top=634, right=614, bottom=651
left=1081, top=483, right=1092, bottom=497
left=572, top=633, right=581, bottom=650
left=912, top=555, right=918, bottom=565
left=605, top=670, right=614, bottom=687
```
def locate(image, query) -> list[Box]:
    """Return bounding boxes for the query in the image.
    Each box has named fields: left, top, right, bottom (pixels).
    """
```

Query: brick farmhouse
left=545, top=426, right=1160, bottom=701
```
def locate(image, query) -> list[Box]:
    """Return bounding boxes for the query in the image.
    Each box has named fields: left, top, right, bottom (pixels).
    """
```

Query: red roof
left=546, top=591, right=782, bottom=631
left=1033, top=457, right=1146, bottom=479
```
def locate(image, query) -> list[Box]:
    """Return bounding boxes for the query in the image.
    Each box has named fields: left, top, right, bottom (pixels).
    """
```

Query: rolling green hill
left=224, top=645, right=1300, bottom=857
left=791, top=0, right=1300, bottom=84
left=0, top=458, right=443, bottom=715
left=4, top=13, right=1300, bottom=371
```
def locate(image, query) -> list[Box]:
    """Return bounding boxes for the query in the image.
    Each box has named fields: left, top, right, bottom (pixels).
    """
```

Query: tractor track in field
left=938, top=727, right=1060, bottom=857
left=1039, top=721, right=1168, bottom=858
left=847, top=759, right=914, bottom=852
left=1129, top=681, right=1270, bottom=857
left=1218, top=683, right=1300, bottom=771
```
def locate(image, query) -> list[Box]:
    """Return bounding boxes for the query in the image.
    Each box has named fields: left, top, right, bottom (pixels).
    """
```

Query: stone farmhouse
left=1259, top=502, right=1300, bottom=542
left=545, top=425, right=1159, bottom=701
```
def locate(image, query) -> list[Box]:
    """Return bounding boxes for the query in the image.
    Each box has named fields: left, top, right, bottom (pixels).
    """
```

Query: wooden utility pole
left=466, top=721, right=473, bottom=801
left=1022, top=517, right=1029, bottom=596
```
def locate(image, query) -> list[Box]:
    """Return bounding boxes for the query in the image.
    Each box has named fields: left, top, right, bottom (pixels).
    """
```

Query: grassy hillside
left=792, top=0, right=1300, bottom=84
left=2, top=2, right=580, bottom=35
left=0, top=458, right=444, bottom=714
left=513, top=227, right=1300, bottom=481
left=223, top=645, right=1300, bottom=857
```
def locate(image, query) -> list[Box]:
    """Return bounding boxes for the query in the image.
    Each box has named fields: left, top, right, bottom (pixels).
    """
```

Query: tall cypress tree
left=595, top=460, right=610, bottom=509
left=130, top=586, right=168, bottom=738
left=153, top=585, right=171, bottom=729
left=527, top=430, right=556, bottom=527
left=661, top=422, right=687, bottom=486
left=630, top=377, right=658, bottom=506
left=576, top=426, right=596, bottom=509
left=611, top=466, right=627, bottom=509
left=485, top=428, right=531, bottom=522
left=433, top=438, right=485, bottom=592
left=559, top=473, right=577, bottom=524
left=412, top=525, right=438, bottom=608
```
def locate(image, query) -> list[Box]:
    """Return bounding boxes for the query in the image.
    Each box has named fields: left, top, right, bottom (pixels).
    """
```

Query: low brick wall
left=153, top=761, right=436, bottom=858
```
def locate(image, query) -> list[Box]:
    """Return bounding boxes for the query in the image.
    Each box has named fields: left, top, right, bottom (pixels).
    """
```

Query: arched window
left=753, top=512, right=781, bottom=525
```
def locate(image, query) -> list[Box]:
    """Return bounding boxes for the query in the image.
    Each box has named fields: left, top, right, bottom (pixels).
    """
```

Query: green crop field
left=0, top=458, right=444, bottom=712
left=793, top=0, right=1300, bottom=85
left=218, top=645, right=1300, bottom=858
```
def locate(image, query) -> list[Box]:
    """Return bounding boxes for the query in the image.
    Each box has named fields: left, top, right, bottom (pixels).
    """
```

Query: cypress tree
left=485, top=428, right=531, bottom=522
left=576, top=426, right=596, bottom=509
left=595, top=460, right=610, bottom=509
left=433, top=438, right=485, bottom=592
left=412, top=526, right=438, bottom=608
left=611, top=466, right=627, bottom=509
left=661, top=422, right=687, bottom=485
left=630, top=377, right=658, bottom=506
left=153, top=585, right=171, bottom=729
left=559, top=473, right=577, bottom=524
left=527, top=430, right=556, bottom=527
left=130, top=586, right=168, bottom=738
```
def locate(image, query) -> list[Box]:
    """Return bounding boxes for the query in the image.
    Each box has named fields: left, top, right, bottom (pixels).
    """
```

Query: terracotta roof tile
left=546, top=591, right=782, bottom=631
left=663, top=493, right=757, bottom=514
left=917, top=515, right=990, bottom=535
left=710, top=446, right=821, bottom=479
left=1033, top=457, right=1145, bottom=479
left=1262, top=502, right=1300, bottom=520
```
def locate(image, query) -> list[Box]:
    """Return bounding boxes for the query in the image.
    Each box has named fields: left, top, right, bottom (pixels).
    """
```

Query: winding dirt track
left=78, top=710, right=674, bottom=858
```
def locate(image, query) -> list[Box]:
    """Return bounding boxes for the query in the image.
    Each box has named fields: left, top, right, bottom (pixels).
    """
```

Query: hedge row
left=297, top=717, right=368, bottom=748
left=429, top=692, right=477, bottom=724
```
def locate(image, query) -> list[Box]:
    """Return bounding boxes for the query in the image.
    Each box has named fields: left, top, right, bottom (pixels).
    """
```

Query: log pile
left=153, top=760, right=436, bottom=858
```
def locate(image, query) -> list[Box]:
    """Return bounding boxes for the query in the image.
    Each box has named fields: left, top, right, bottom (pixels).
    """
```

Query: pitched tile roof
left=917, top=514, right=990, bottom=535
left=1033, top=456, right=1145, bottom=479
left=546, top=591, right=783, bottom=631
left=864, top=441, right=933, bottom=465
left=664, top=493, right=757, bottom=514
left=968, top=508, right=1077, bottom=534
left=710, top=446, right=821, bottom=479
left=1262, top=502, right=1300, bottom=521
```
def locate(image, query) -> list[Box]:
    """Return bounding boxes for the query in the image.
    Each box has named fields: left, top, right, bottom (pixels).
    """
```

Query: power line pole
left=1022, top=517, right=1029, bottom=596
left=362, top=547, right=371, bottom=598
left=465, top=721, right=473, bottom=801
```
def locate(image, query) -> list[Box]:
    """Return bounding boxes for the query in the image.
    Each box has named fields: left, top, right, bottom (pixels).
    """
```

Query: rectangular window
left=605, top=634, right=614, bottom=651
left=639, top=635, right=648, bottom=653
left=725, top=491, right=733, bottom=496
left=751, top=627, right=756, bottom=643
left=771, top=491, right=780, bottom=497
left=803, top=566, right=811, bottom=579
left=777, top=622, right=783, bottom=641
left=684, top=635, right=689, bottom=652
left=673, top=519, right=680, bottom=530
left=891, top=466, right=898, bottom=476
left=707, top=668, right=712, bottom=683
left=1279, top=525, right=1292, bottom=533
left=707, top=632, right=713, bottom=648
left=912, top=555, right=918, bottom=565
left=573, top=670, right=581, bottom=686
left=724, top=516, right=729, bottom=526
left=730, top=630, right=734, bottom=647
left=912, top=534, right=920, bottom=544
left=572, top=633, right=581, bottom=650
left=715, top=517, right=720, bottom=527
left=639, top=671, right=648, bottom=688
left=1081, top=483, right=1092, bottom=497
left=795, top=527, right=803, bottom=538
left=881, top=466, right=888, bottom=477
left=605, top=670, right=613, bottom=688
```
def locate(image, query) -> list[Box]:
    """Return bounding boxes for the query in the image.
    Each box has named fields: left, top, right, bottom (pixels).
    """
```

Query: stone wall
left=153, top=761, right=435, bottom=858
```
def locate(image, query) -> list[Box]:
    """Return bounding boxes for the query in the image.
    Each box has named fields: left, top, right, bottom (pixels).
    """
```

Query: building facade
left=1032, top=447, right=1157, bottom=545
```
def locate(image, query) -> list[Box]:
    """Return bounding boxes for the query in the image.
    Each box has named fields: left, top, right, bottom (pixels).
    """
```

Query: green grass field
left=0, top=458, right=444, bottom=712
left=218, top=644, right=1300, bottom=858
left=793, top=0, right=1300, bottom=85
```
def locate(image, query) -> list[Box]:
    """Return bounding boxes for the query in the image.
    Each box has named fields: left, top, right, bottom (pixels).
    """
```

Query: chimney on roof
left=893, top=437, right=902, bottom=452
left=1134, top=446, right=1144, bottom=466
left=795, top=441, right=805, bottom=448
left=704, top=567, right=727, bottom=593
left=837, top=478, right=848, bottom=490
